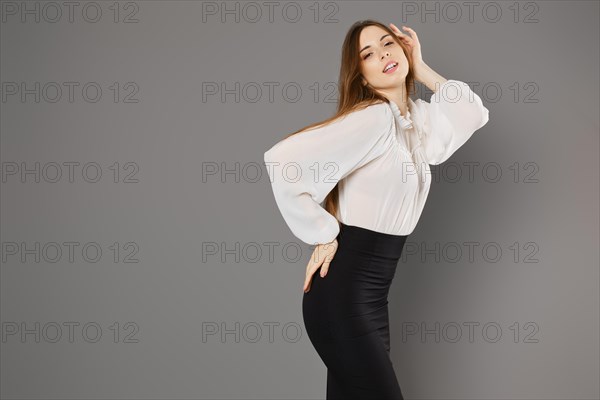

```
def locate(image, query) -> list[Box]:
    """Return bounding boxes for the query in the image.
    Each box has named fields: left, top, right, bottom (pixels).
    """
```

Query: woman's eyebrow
left=359, top=34, right=391, bottom=54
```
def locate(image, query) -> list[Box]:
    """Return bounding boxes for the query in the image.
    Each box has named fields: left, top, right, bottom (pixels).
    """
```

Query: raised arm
left=264, top=102, right=395, bottom=245
left=416, top=79, right=490, bottom=165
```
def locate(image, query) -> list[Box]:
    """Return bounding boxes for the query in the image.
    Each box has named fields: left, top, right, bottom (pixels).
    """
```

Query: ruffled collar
left=388, top=98, right=415, bottom=130
left=387, top=97, right=426, bottom=157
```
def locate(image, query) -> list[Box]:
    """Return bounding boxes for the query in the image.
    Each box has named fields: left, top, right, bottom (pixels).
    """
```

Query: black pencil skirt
left=302, top=222, right=408, bottom=400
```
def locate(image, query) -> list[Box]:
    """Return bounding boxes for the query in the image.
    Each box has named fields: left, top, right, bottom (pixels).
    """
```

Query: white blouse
left=264, top=79, right=490, bottom=246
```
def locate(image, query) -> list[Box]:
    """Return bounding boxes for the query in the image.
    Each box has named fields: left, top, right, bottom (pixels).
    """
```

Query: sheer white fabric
left=264, top=79, right=490, bottom=245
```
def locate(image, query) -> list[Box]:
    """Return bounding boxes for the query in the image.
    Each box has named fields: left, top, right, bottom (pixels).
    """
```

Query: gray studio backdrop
left=1, top=1, right=598, bottom=399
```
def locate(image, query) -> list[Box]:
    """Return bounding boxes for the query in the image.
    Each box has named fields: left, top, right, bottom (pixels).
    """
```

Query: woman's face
left=359, top=25, right=408, bottom=91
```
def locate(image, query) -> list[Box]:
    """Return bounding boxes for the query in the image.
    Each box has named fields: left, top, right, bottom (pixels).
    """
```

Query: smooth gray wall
left=1, top=1, right=598, bottom=399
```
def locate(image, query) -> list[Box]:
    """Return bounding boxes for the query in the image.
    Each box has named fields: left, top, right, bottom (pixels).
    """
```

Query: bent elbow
left=477, top=105, right=490, bottom=130
left=264, top=148, right=275, bottom=163
left=264, top=147, right=282, bottom=184
left=460, top=101, right=489, bottom=135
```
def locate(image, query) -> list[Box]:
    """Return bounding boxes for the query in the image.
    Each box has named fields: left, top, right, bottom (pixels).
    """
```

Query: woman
left=264, top=20, right=489, bottom=399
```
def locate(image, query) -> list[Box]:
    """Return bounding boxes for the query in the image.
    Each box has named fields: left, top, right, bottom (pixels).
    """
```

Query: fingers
left=390, top=23, right=416, bottom=39
left=390, top=24, right=415, bottom=49
left=402, top=25, right=418, bottom=41
left=303, top=273, right=312, bottom=293
left=303, top=240, right=337, bottom=293
left=389, top=22, right=409, bottom=39
left=304, top=258, right=318, bottom=293
left=389, top=22, right=401, bottom=33
left=320, top=261, right=330, bottom=278
left=303, top=263, right=328, bottom=293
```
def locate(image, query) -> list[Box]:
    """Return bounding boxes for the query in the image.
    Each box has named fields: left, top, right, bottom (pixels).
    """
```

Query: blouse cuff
left=314, top=223, right=340, bottom=246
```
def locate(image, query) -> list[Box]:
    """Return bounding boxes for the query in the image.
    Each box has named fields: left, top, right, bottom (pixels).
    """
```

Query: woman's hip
left=311, top=222, right=408, bottom=293
left=302, top=222, right=408, bottom=339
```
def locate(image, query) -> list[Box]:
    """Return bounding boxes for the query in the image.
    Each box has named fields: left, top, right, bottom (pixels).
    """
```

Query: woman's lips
left=383, top=63, right=398, bottom=74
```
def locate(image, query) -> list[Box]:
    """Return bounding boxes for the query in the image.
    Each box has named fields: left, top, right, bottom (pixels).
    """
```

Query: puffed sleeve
left=415, top=79, right=490, bottom=165
left=264, top=102, right=394, bottom=246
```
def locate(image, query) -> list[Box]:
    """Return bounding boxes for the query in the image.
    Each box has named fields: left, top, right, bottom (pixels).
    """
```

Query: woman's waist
left=336, top=222, right=408, bottom=260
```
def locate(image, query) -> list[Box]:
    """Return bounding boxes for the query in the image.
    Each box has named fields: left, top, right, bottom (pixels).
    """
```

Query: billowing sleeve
left=415, top=79, right=490, bottom=165
left=264, top=102, right=394, bottom=246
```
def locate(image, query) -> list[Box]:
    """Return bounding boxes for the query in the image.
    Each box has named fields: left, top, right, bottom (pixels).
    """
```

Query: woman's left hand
left=389, top=23, right=424, bottom=70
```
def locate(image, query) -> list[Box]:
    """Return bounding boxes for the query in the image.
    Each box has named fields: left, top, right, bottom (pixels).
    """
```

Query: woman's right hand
left=303, top=239, right=339, bottom=293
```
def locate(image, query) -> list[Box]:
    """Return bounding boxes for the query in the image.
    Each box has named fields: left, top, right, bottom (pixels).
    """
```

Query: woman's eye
left=363, top=42, right=395, bottom=59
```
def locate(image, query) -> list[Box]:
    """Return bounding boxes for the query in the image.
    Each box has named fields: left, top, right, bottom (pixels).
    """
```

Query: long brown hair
left=282, top=20, right=416, bottom=225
